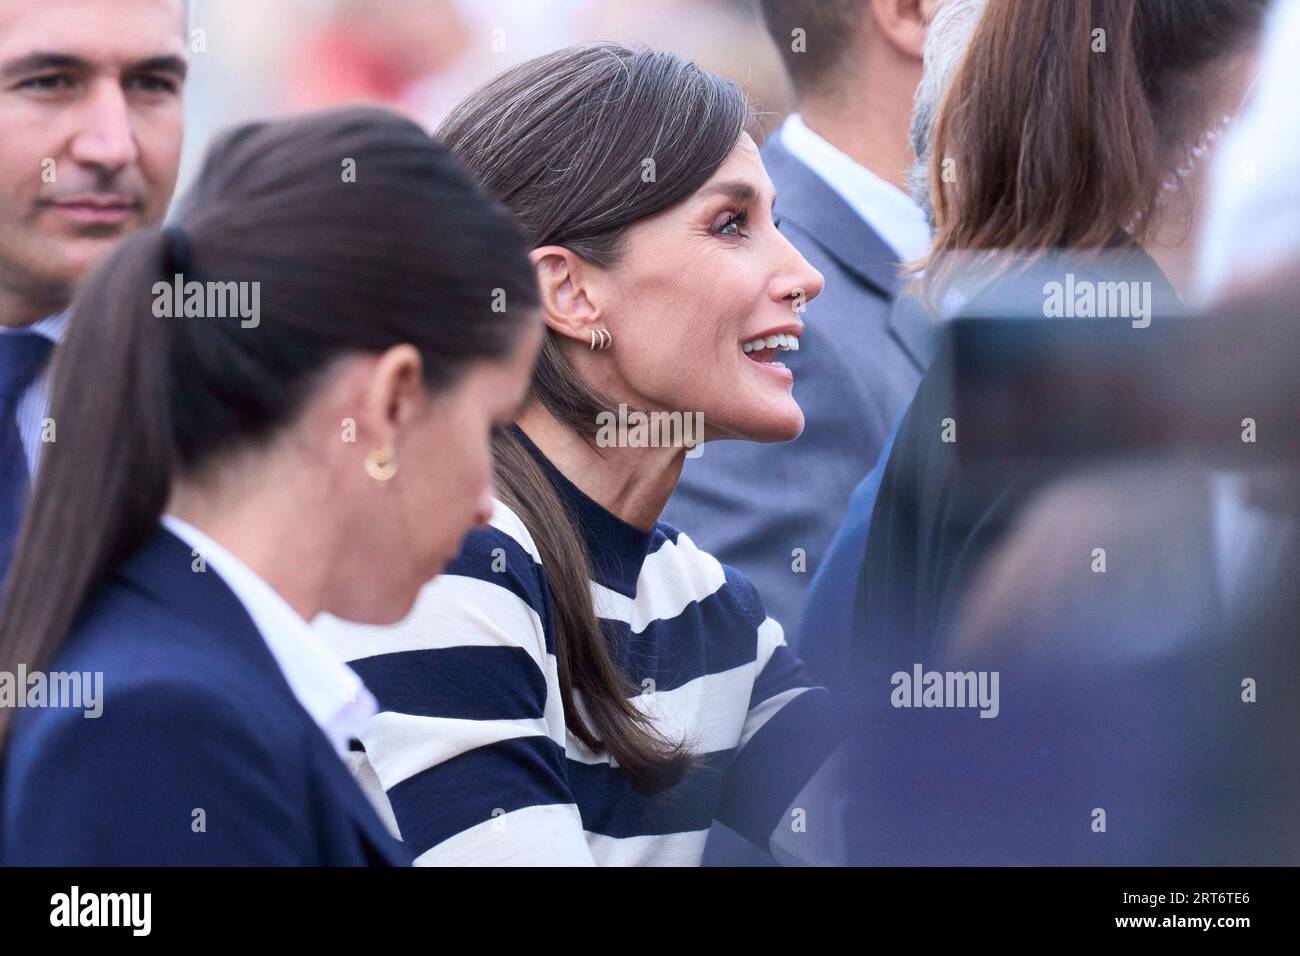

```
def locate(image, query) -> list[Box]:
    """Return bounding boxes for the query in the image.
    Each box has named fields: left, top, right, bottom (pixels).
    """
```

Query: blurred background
left=180, top=0, right=791, bottom=190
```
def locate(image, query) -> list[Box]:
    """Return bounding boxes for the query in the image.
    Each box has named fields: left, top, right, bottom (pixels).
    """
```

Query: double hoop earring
left=364, top=446, right=398, bottom=483
left=588, top=328, right=612, bottom=351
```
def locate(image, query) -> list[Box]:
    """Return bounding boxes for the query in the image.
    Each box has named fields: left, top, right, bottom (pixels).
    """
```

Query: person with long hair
left=809, top=0, right=1267, bottom=676
left=316, top=44, right=844, bottom=866
left=0, top=105, right=542, bottom=865
left=807, top=0, right=1271, bottom=865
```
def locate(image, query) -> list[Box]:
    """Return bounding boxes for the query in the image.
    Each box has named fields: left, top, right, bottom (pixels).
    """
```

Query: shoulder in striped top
left=316, top=449, right=841, bottom=865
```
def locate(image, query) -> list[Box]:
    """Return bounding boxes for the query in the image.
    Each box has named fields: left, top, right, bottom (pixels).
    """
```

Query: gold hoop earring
left=588, top=328, right=612, bottom=351
left=364, top=447, right=398, bottom=482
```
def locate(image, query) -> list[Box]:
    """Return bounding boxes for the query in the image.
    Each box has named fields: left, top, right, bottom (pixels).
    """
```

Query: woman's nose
left=797, top=260, right=827, bottom=305
left=772, top=232, right=825, bottom=308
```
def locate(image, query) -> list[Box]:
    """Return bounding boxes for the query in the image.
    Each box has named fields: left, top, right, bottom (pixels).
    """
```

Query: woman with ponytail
left=0, top=105, right=542, bottom=865
left=315, top=44, right=844, bottom=866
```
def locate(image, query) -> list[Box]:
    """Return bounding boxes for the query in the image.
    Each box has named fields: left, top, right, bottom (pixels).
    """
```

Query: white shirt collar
left=161, top=514, right=377, bottom=762
left=779, top=113, right=932, bottom=263
left=0, top=311, right=68, bottom=341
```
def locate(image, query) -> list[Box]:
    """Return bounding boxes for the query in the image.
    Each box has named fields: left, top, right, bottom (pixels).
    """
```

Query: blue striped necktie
left=0, top=332, right=54, bottom=582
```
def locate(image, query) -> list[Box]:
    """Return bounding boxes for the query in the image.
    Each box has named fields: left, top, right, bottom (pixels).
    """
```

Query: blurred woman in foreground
left=0, top=106, right=541, bottom=864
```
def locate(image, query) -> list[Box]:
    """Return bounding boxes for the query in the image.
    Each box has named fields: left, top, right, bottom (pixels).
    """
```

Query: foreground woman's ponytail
left=0, top=230, right=180, bottom=746
left=0, top=105, right=539, bottom=747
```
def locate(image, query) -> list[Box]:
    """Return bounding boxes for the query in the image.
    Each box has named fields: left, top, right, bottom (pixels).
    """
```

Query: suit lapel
left=887, top=290, right=941, bottom=373
left=762, top=134, right=903, bottom=300
left=116, top=527, right=288, bottom=680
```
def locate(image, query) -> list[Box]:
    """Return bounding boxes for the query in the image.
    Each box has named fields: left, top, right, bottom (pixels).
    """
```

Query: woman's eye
left=716, top=211, right=750, bottom=237
left=774, top=215, right=783, bottom=231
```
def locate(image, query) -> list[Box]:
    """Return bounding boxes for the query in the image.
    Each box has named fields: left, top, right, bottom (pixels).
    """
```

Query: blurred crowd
left=180, top=0, right=790, bottom=187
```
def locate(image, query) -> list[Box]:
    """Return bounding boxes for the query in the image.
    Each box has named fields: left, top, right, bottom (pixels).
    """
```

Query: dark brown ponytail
left=0, top=231, right=179, bottom=751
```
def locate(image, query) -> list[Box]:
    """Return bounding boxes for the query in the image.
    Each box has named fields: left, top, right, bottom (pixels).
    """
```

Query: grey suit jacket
left=662, top=135, right=925, bottom=637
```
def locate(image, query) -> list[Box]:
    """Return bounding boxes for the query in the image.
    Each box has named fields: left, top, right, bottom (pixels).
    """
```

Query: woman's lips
left=744, top=347, right=794, bottom=383
left=741, top=330, right=799, bottom=385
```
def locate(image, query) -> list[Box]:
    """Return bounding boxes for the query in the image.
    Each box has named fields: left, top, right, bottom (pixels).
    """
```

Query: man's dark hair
left=758, top=0, right=866, bottom=97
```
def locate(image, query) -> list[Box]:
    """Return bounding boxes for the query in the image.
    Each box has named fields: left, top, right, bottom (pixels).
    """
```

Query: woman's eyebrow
left=699, top=180, right=780, bottom=212
left=698, top=180, right=760, bottom=204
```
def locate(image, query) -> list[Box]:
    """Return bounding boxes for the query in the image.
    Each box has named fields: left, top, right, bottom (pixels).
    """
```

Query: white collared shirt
left=161, top=514, right=378, bottom=763
left=779, top=113, right=932, bottom=263
left=0, top=311, right=67, bottom=475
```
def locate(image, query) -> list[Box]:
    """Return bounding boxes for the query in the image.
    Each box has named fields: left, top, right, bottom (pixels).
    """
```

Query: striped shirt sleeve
left=713, top=571, right=847, bottom=851
left=323, top=503, right=595, bottom=866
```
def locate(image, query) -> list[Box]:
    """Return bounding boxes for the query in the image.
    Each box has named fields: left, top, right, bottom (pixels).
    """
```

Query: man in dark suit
left=0, top=0, right=186, bottom=579
left=798, top=0, right=986, bottom=693
left=663, top=0, right=935, bottom=865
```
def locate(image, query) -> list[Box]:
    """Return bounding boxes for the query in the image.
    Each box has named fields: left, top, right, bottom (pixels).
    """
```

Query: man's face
left=0, top=0, right=186, bottom=315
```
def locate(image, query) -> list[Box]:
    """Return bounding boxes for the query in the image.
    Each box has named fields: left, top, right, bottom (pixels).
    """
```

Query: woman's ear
left=530, top=245, right=603, bottom=344
left=361, top=344, right=425, bottom=447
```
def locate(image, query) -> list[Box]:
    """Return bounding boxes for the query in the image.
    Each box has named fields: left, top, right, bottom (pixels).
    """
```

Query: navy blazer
left=1, top=528, right=410, bottom=866
left=663, top=134, right=924, bottom=638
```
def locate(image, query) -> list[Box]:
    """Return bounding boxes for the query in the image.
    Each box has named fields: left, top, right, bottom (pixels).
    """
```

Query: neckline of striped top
left=511, top=423, right=659, bottom=597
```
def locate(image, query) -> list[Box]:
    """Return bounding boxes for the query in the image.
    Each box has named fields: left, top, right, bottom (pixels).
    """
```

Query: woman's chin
left=764, top=414, right=805, bottom=443
left=325, top=570, right=439, bottom=627
left=719, top=403, right=805, bottom=444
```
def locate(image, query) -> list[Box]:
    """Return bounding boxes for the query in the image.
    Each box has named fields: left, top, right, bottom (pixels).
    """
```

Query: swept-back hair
left=440, top=43, right=753, bottom=791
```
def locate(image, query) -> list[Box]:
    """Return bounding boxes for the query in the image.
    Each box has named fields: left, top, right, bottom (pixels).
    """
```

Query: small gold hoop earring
left=364, top=447, right=398, bottom=482
left=589, top=328, right=612, bottom=351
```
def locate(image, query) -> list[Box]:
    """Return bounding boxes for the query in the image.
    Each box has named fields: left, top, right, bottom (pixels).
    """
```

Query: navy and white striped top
left=317, top=433, right=841, bottom=865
